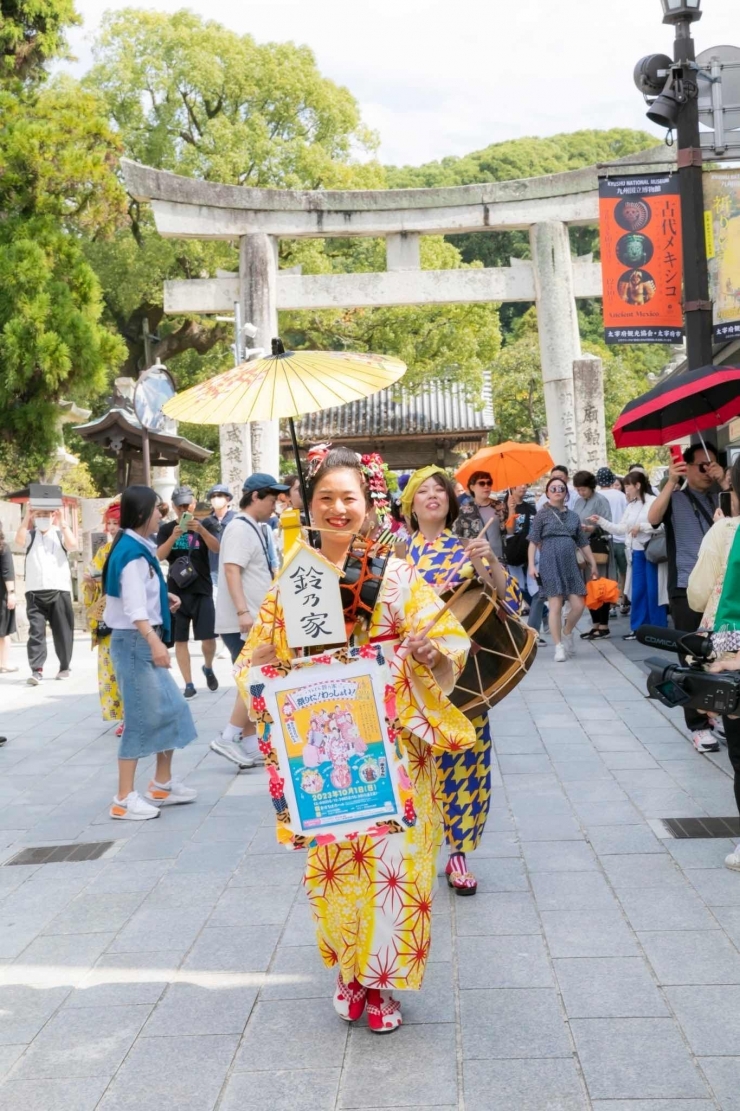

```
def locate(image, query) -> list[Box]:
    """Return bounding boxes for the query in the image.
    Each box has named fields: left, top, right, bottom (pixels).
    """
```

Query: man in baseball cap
left=211, top=472, right=289, bottom=769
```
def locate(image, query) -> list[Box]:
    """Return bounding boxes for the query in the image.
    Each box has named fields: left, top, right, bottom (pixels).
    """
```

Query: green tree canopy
left=0, top=0, right=79, bottom=85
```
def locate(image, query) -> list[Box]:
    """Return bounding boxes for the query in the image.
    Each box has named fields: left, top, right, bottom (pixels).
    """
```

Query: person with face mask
left=15, top=504, right=78, bottom=685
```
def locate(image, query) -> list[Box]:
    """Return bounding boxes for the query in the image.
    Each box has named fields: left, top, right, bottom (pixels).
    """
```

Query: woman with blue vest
left=103, top=485, right=198, bottom=821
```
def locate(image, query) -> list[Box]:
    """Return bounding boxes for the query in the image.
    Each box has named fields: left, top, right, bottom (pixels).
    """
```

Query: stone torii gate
left=122, top=145, right=672, bottom=479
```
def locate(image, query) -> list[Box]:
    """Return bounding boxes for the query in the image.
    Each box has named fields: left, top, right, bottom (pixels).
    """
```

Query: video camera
left=638, top=625, right=740, bottom=715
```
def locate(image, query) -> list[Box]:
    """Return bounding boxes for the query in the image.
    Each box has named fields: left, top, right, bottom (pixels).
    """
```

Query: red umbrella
left=612, top=364, right=740, bottom=448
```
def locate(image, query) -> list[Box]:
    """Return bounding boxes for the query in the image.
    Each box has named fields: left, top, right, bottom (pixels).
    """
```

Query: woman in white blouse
left=103, top=486, right=198, bottom=821
left=590, top=471, right=667, bottom=641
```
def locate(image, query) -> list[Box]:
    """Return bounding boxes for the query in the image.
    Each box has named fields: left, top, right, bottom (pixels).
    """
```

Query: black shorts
left=172, top=592, right=216, bottom=643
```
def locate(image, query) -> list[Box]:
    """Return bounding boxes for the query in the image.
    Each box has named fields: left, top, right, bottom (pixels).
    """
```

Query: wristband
left=236, top=609, right=249, bottom=616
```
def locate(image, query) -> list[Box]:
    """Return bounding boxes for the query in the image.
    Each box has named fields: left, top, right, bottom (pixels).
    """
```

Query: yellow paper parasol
left=163, top=338, right=407, bottom=532
left=162, top=343, right=406, bottom=424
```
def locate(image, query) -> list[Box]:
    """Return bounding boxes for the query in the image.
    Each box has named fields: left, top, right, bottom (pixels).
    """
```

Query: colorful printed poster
left=261, top=654, right=410, bottom=841
left=599, top=174, right=684, bottom=344
left=704, top=170, right=740, bottom=342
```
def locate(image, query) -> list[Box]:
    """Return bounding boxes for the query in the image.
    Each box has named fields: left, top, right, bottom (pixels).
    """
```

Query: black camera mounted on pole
left=637, top=625, right=740, bottom=716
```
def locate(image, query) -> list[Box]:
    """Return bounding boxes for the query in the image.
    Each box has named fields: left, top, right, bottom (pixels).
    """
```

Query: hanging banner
left=599, top=174, right=684, bottom=344
left=704, top=169, right=740, bottom=342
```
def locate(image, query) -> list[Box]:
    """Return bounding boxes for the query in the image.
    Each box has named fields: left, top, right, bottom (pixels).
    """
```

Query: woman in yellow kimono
left=82, top=500, right=123, bottom=728
left=236, top=447, right=474, bottom=1034
left=403, top=467, right=523, bottom=896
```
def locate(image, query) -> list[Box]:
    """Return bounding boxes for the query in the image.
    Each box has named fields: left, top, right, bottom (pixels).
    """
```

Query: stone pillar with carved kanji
left=240, top=233, right=280, bottom=477
left=573, top=355, right=607, bottom=472
left=219, top=424, right=252, bottom=500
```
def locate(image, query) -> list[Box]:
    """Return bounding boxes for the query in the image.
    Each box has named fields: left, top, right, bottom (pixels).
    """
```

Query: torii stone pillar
left=530, top=221, right=581, bottom=472
left=239, top=233, right=280, bottom=477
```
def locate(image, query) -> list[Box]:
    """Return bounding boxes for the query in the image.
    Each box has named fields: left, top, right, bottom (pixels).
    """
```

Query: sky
left=65, top=0, right=739, bottom=166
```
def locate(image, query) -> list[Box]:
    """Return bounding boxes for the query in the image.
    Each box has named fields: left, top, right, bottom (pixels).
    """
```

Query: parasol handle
left=288, top=416, right=316, bottom=549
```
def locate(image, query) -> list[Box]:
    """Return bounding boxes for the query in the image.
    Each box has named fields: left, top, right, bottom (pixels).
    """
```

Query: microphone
left=635, top=625, right=715, bottom=661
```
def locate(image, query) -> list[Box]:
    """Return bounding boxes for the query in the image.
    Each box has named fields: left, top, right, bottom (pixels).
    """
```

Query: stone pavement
left=1, top=624, right=740, bottom=1111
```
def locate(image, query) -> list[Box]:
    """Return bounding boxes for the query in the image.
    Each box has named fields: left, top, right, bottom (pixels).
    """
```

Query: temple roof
left=74, top=408, right=212, bottom=465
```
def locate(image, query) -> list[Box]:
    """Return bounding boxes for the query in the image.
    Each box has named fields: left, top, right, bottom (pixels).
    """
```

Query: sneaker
left=211, top=736, right=248, bottom=768
left=183, top=683, right=197, bottom=699
left=711, top=720, right=726, bottom=742
left=202, top=665, right=219, bottom=692
left=692, top=729, right=720, bottom=754
left=27, top=670, right=43, bottom=686
left=55, top=669, right=71, bottom=680
left=622, top=633, right=637, bottom=642
left=145, top=778, right=198, bottom=806
left=237, top=744, right=265, bottom=769
left=610, top=606, right=618, bottom=618
left=725, top=845, right=740, bottom=872
left=554, top=644, right=567, bottom=663
left=536, top=636, right=547, bottom=647
left=110, top=791, right=160, bottom=821
left=562, top=631, right=575, bottom=656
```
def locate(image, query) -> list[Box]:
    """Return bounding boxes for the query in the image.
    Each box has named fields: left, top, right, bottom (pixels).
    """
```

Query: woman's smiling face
left=413, top=477, right=449, bottom=526
left=309, top=467, right=367, bottom=536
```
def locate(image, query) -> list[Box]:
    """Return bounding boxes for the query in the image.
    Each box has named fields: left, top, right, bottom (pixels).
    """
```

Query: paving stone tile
left=234, top=998, right=346, bottom=1072
left=515, top=816, right=585, bottom=841
left=460, top=987, right=570, bottom=1059
left=259, top=946, right=335, bottom=1000
left=573, top=801, right=643, bottom=826
left=522, top=840, right=598, bottom=872
left=45, top=893, right=145, bottom=936
left=0, top=987, right=69, bottom=1046
left=586, top=825, right=666, bottom=855
left=492, top=735, right=545, bottom=755
left=463, top=1057, right=588, bottom=1111
left=10, top=1003, right=151, bottom=1080
left=499, top=754, right=553, bottom=774
left=184, top=925, right=281, bottom=973
left=462, top=857, right=527, bottom=892
left=540, top=909, right=640, bottom=958
left=143, top=872, right=230, bottom=909
left=458, top=934, right=554, bottom=989
left=229, top=853, right=307, bottom=888
left=564, top=780, right=629, bottom=803
left=639, top=929, right=740, bottom=985
left=396, top=961, right=455, bottom=1025
left=551, top=759, right=612, bottom=782
left=696, top=1056, right=740, bottom=1111
left=0, top=1042, right=25, bottom=1079
left=688, top=868, right=740, bottom=906
left=280, top=900, right=317, bottom=946
left=141, top=982, right=257, bottom=1036
left=0, top=1077, right=110, bottom=1111
left=601, top=751, right=661, bottom=770
left=14, top=931, right=115, bottom=970
left=591, top=1101, right=713, bottom=1110
left=468, top=831, right=520, bottom=858
left=219, top=1068, right=341, bottom=1111
left=711, top=904, right=740, bottom=947
left=570, top=1017, right=709, bottom=1099
left=85, top=860, right=172, bottom=894
left=189, top=816, right=259, bottom=846
left=107, top=905, right=210, bottom=954
left=109, top=832, right=186, bottom=862
left=171, top=841, right=247, bottom=873
left=554, top=957, right=668, bottom=1018
left=530, top=871, right=619, bottom=912
left=455, top=891, right=541, bottom=937
left=338, top=1022, right=456, bottom=1108
left=601, top=853, right=688, bottom=890
left=208, top=885, right=295, bottom=927
left=97, top=1033, right=238, bottom=1111
left=617, top=887, right=718, bottom=932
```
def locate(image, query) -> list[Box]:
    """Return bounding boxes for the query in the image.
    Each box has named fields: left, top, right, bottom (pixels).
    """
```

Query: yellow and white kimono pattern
left=81, top=542, right=122, bottom=722
left=236, top=556, right=475, bottom=992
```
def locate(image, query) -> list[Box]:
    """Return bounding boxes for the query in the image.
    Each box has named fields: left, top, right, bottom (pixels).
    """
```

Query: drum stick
left=439, top=515, right=499, bottom=594
left=395, top=579, right=472, bottom=665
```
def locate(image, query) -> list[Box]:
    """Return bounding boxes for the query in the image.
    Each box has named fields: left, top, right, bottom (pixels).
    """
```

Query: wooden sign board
left=277, top=539, right=345, bottom=649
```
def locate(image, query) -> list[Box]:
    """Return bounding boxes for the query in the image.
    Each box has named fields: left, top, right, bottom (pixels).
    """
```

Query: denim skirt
left=110, top=629, right=197, bottom=760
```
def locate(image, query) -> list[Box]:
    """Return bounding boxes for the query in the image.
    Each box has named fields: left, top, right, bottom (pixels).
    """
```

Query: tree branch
left=154, top=319, right=230, bottom=363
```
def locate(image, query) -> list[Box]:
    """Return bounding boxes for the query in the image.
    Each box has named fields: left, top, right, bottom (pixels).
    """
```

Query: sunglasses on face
left=475, top=479, right=492, bottom=487
left=549, top=484, right=567, bottom=493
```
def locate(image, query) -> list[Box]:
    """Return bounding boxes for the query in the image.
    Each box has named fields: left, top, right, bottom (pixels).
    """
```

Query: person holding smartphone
left=648, top=443, right=724, bottom=753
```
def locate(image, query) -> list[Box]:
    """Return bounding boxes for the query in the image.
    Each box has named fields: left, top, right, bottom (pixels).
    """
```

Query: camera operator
left=648, top=442, right=724, bottom=752
left=687, top=455, right=740, bottom=872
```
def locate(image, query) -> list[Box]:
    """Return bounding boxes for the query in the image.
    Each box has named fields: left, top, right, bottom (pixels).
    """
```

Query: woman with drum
left=528, top=475, right=599, bottom=664
left=235, top=448, right=475, bottom=1033
left=402, top=466, right=522, bottom=896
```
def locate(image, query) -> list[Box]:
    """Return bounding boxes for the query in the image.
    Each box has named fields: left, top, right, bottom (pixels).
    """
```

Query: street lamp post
left=636, top=1, right=714, bottom=372
left=665, top=1, right=714, bottom=372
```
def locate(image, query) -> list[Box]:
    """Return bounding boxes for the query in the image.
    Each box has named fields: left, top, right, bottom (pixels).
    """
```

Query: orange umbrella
left=455, top=442, right=553, bottom=490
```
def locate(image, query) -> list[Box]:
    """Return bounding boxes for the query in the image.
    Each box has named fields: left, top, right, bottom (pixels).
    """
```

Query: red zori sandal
left=333, top=973, right=367, bottom=1022
left=445, top=852, right=478, bottom=896
left=366, top=988, right=403, bottom=1033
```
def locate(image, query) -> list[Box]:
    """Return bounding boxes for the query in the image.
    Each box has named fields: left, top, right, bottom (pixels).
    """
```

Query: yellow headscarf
left=400, top=465, right=449, bottom=521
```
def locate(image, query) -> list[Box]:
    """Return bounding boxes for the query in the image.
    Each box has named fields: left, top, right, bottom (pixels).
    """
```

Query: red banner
left=599, top=174, right=684, bottom=344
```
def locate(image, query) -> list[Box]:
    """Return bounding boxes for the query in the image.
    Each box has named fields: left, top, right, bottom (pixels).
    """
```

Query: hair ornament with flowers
left=306, top=443, right=333, bottom=481
left=360, top=453, right=390, bottom=522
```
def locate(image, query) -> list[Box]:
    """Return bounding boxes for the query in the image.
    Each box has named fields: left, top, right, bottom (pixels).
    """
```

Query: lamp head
left=634, top=54, right=673, bottom=97
left=660, top=0, right=702, bottom=24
